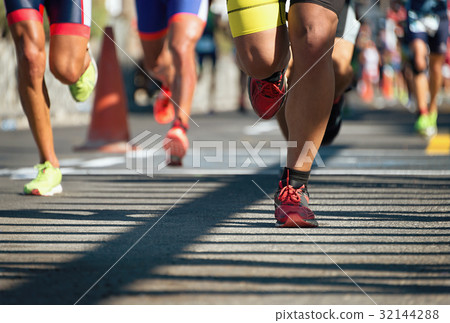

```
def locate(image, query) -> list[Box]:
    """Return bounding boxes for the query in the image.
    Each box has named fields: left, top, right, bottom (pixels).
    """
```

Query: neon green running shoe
left=414, top=114, right=430, bottom=135
left=69, top=50, right=98, bottom=102
left=414, top=113, right=438, bottom=138
left=24, top=161, right=62, bottom=196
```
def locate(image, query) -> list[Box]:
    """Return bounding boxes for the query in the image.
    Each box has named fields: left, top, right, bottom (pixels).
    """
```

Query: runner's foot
left=415, top=113, right=437, bottom=138
left=164, top=119, right=189, bottom=166
left=24, top=161, right=62, bottom=196
left=248, top=69, right=287, bottom=119
left=154, top=86, right=175, bottom=124
left=69, top=48, right=98, bottom=102
left=274, top=169, right=318, bottom=228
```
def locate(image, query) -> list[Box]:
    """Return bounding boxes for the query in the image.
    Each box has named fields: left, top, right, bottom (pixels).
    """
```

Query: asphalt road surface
left=0, top=96, right=449, bottom=305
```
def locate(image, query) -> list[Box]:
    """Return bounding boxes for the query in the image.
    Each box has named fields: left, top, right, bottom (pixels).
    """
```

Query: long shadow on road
left=0, top=175, right=275, bottom=304
left=0, top=173, right=449, bottom=304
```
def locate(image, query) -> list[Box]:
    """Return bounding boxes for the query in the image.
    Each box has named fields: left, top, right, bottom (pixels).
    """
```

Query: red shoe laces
left=259, top=81, right=282, bottom=98
left=278, top=185, right=300, bottom=204
left=278, top=169, right=304, bottom=204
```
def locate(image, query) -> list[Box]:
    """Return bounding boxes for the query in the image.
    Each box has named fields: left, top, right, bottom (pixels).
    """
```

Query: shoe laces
left=33, top=163, right=50, bottom=181
left=278, top=184, right=306, bottom=204
left=259, top=80, right=282, bottom=98
left=277, top=170, right=306, bottom=205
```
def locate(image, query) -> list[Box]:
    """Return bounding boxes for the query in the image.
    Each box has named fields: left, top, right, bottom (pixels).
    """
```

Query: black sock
left=174, top=117, right=189, bottom=132
left=281, top=167, right=310, bottom=188
left=263, top=71, right=283, bottom=83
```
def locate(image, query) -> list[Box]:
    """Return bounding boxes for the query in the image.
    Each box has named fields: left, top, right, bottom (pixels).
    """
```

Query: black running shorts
left=290, top=0, right=345, bottom=17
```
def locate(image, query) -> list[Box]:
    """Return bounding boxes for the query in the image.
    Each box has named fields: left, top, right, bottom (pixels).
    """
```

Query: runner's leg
left=410, top=38, right=429, bottom=114
left=9, top=20, right=58, bottom=167
left=168, top=14, right=205, bottom=124
left=429, top=53, right=445, bottom=115
left=286, top=2, right=338, bottom=171
left=333, top=38, right=355, bottom=99
left=140, top=38, right=173, bottom=88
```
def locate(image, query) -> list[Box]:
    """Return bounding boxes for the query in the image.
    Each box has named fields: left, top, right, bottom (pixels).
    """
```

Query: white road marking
left=79, top=157, right=125, bottom=168
left=3, top=167, right=450, bottom=178
left=1, top=149, right=449, bottom=178
left=243, top=120, right=279, bottom=135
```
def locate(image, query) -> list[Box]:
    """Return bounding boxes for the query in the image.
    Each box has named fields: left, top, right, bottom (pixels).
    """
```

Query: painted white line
left=244, top=120, right=279, bottom=135
left=66, top=168, right=270, bottom=176
left=62, top=168, right=136, bottom=176
left=311, top=169, right=450, bottom=176
left=7, top=167, right=80, bottom=180
left=58, top=158, right=85, bottom=167
left=128, top=148, right=438, bottom=158
left=79, top=157, right=125, bottom=168
left=323, top=149, right=431, bottom=157
left=0, top=168, right=12, bottom=176
left=3, top=167, right=450, bottom=178
left=41, top=210, right=95, bottom=216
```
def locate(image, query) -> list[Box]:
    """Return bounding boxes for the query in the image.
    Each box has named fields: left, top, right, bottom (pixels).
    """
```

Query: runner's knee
left=168, top=42, right=189, bottom=65
left=16, top=40, right=46, bottom=81
left=290, top=20, right=336, bottom=63
left=169, top=31, right=200, bottom=64
left=49, top=57, right=83, bottom=85
left=234, top=41, right=290, bottom=80
left=411, top=54, right=427, bottom=75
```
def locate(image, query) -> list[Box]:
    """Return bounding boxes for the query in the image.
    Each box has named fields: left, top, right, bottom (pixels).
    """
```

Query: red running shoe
left=164, top=119, right=189, bottom=166
left=154, top=86, right=175, bottom=124
left=247, top=70, right=287, bottom=120
left=274, top=172, right=318, bottom=228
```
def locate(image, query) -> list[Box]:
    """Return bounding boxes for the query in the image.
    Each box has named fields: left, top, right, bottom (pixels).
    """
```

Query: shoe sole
left=70, top=47, right=97, bottom=103
left=88, top=46, right=98, bottom=86
left=168, top=155, right=183, bottom=166
left=276, top=218, right=318, bottom=228
left=417, top=127, right=437, bottom=138
left=26, top=184, right=63, bottom=197
left=165, top=138, right=186, bottom=167
left=425, top=127, right=437, bottom=138
left=276, top=212, right=318, bottom=228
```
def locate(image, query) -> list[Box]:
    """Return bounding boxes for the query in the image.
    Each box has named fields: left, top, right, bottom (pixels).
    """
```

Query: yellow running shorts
left=227, top=0, right=287, bottom=38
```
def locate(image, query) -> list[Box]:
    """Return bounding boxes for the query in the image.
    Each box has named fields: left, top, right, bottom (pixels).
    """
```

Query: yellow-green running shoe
left=414, top=113, right=438, bottom=138
left=69, top=49, right=98, bottom=102
left=415, top=114, right=429, bottom=135
left=24, top=161, right=62, bottom=196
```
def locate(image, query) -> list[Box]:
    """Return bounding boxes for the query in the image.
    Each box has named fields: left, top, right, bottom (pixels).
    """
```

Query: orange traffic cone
left=75, top=26, right=130, bottom=153
left=359, top=71, right=374, bottom=103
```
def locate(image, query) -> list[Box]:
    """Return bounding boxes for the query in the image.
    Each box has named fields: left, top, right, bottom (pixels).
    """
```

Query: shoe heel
left=168, top=155, right=182, bottom=166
